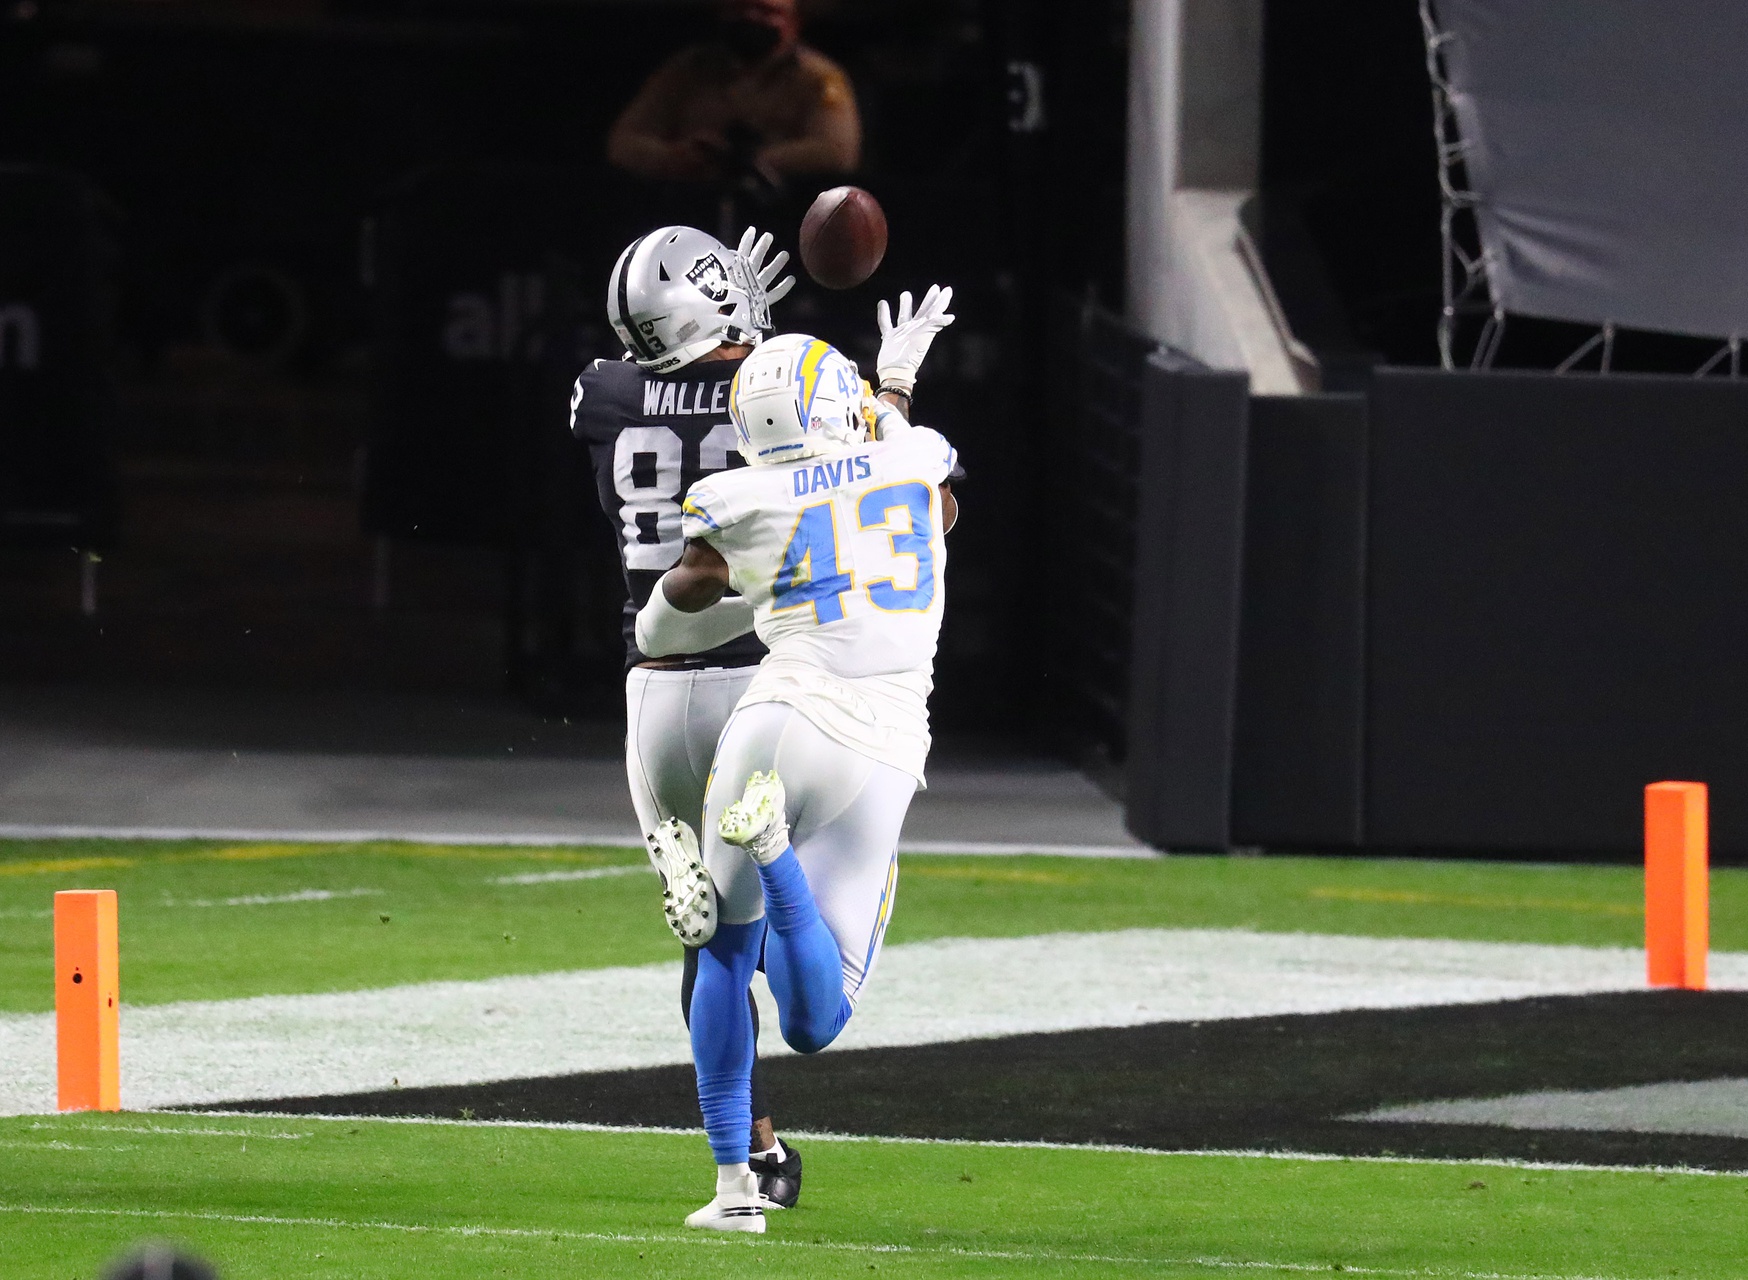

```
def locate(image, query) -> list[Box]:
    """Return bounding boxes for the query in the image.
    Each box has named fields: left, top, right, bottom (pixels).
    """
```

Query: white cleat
left=717, top=770, right=790, bottom=866
left=684, top=1169, right=766, bottom=1233
left=647, top=818, right=716, bottom=946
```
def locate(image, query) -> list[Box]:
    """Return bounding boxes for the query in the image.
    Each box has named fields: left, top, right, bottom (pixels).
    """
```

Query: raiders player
left=573, top=228, right=954, bottom=1215
left=570, top=223, right=803, bottom=1206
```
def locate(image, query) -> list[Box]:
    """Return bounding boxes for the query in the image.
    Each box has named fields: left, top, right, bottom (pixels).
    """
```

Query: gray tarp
left=1433, top=0, right=1748, bottom=339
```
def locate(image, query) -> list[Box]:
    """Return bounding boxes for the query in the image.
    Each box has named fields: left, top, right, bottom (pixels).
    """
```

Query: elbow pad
left=635, top=576, right=756, bottom=659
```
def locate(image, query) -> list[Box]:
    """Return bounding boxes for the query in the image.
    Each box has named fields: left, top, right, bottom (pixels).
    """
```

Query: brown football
left=799, top=186, right=888, bottom=290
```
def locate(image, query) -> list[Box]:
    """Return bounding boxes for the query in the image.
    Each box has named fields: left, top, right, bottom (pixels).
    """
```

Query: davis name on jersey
left=681, top=424, right=957, bottom=683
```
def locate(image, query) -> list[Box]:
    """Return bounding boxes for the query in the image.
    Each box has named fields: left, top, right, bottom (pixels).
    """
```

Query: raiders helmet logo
left=685, top=254, right=731, bottom=303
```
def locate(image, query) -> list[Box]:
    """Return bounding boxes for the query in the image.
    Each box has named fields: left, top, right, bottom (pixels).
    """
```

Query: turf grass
left=2, top=1112, right=1745, bottom=1280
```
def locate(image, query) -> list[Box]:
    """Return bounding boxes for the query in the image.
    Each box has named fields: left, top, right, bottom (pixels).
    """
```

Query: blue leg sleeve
left=690, top=920, right=765, bottom=1165
left=758, top=846, right=853, bottom=1054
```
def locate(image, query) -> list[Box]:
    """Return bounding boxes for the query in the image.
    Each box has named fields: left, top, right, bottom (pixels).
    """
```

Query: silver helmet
left=607, top=226, right=776, bottom=374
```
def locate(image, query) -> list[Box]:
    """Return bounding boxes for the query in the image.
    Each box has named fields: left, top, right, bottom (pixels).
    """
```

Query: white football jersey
left=681, top=423, right=956, bottom=780
left=682, top=423, right=955, bottom=676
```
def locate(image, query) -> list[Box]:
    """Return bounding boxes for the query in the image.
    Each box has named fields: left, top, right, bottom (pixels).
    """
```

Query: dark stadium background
left=6, top=0, right=1747, bottom=860
left=0, top=0, right=1425, bottom=734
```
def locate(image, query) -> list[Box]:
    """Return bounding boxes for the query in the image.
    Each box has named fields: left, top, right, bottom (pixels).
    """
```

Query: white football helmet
left=607, top=226, right=772, bottom=374
left=728, top=334, right=867, bottom=466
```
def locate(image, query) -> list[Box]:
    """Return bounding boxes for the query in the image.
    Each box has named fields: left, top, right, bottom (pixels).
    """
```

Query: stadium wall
left=1125, top=363, right=1748, bottom=862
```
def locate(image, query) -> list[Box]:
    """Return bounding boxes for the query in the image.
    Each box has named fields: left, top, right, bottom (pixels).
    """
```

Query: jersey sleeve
left=681, top=476, right=732, bottom=543
left=570, top=358, right=636, bottom=445
left=902, top=426, right=959, bottom=485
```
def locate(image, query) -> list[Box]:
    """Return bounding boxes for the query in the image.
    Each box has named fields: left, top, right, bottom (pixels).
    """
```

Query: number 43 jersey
left=681, top=423, right=957, bottom=783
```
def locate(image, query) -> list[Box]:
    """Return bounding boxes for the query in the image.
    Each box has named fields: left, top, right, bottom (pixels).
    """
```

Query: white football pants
left=703, top=700, right=917, bottom=1003
left=624, top=665, right=757, bottom=839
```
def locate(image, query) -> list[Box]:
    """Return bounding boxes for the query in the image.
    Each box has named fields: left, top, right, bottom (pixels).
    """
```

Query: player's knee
left=780, top=1022, right=837, bottom=1054
left=779, top=995, right=852, bottom=1054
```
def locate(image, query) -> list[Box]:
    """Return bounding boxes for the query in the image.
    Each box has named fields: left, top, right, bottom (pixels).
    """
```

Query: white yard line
left=161, top=888, right=384, bottom=908
left=27, top=1120, right=309, bottom=1140
left=0, top=823, right=645, bottom=847
left=489, top=866, right=653, bottom=885
left=173, top=1111, right=1748, bottom=1178
left=3, top=929, right=1743, bottom=1116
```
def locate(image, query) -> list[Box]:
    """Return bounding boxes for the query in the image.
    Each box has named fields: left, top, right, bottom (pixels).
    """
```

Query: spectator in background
left=607, top=0, right=861, bottom=188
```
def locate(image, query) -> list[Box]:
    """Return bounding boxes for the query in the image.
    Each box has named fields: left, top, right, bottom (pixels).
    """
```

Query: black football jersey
left=571, top=355, right=767, bottom=669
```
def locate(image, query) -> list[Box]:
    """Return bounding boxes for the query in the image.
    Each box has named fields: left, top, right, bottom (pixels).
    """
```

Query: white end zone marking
left=1352, top=1078, right=1748, bottom=1140
left=4, top=930, right=1745, bottom=1115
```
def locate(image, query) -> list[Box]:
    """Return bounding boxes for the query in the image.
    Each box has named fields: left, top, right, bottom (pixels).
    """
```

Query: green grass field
left=4, top=837, right=1745, bottom=1277
left=3, top=1112, right=1745, bottom=1280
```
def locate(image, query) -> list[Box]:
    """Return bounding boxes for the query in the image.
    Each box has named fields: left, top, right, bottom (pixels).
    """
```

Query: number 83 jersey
left=571, top=354, right=766, bottom=669
left=681, top=424, right=956, bottom=682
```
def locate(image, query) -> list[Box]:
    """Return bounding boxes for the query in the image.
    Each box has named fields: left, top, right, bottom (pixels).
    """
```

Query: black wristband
left=877, top=384, right=913, bottom=401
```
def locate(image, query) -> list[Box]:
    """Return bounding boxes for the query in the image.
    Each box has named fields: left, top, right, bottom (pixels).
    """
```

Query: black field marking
left=209, top=991, right=1748, bottom=1171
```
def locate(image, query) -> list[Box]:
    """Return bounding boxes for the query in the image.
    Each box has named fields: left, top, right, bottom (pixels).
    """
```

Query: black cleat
left=751, top=1141, right=803, bottom=1209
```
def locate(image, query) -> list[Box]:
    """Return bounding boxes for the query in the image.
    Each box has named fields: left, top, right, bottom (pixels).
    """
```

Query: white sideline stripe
left=0, top=1203, right=1640, bottom=1278
left=0, top=823, right=644, bottom=848
left=490, top=866, right=652, bottom=885
left=5, top=929, right=1747, bottom=1116
left=895, top=839, right=1155, bottom=858
left=177, top=1110, right=1748, bottom=1178
left=0, top=822, right=1151, bottom=858
left=1354, top=1078, right=1748, bottom=1140
left=162, top=888, right=383, bottom=908
left=29, top=1121, right=309, bottom=1140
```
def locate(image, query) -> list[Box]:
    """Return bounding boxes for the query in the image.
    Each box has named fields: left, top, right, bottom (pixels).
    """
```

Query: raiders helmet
left=728, top=333, right=867, bottom=466
left=607, top=227, right=773, bottom=374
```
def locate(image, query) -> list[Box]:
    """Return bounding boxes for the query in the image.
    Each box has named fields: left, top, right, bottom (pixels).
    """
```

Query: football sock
left=716, top=1162, right=753, bottom=1195
left=682, top=945, right=769, bottom=1122
left=751, top=1138, right=787, bottom=1163
left=757, top=845, right=853, bottom=1053
left=691, top=921, right=765, bottom=1166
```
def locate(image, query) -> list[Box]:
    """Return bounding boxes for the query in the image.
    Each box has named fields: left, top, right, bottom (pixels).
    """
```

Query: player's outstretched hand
left=737, top=226, right=795, bottom=308
left=875, top=284, right=955, bottom=394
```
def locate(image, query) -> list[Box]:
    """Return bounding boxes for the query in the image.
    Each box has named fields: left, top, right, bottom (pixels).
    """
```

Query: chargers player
left=572, top=224, right=955, bottom=1214
left=634, top=321, right=958, bottom=1231
left=572, top=223, right=800, bottom=1204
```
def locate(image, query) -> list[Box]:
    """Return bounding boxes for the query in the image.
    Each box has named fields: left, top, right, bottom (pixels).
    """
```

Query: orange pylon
left=1645, top=782, right=1708, bottom=990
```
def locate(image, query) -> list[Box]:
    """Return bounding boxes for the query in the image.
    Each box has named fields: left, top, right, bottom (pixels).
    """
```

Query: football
left=799, top=186, right=888, bottom=290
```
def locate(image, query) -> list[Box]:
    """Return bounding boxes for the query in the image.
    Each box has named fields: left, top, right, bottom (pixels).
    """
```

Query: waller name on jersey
left=643, top=377, right=734, bottom=418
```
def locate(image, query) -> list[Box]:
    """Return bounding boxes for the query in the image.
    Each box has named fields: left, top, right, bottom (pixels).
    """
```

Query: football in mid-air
left=799, top=186, right=888, bottom=290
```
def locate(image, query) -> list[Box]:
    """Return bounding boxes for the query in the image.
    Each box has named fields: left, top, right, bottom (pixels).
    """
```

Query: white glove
left=875, top=284, right=955, bottom=394
left=737, top=226, right=795, bottom=308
